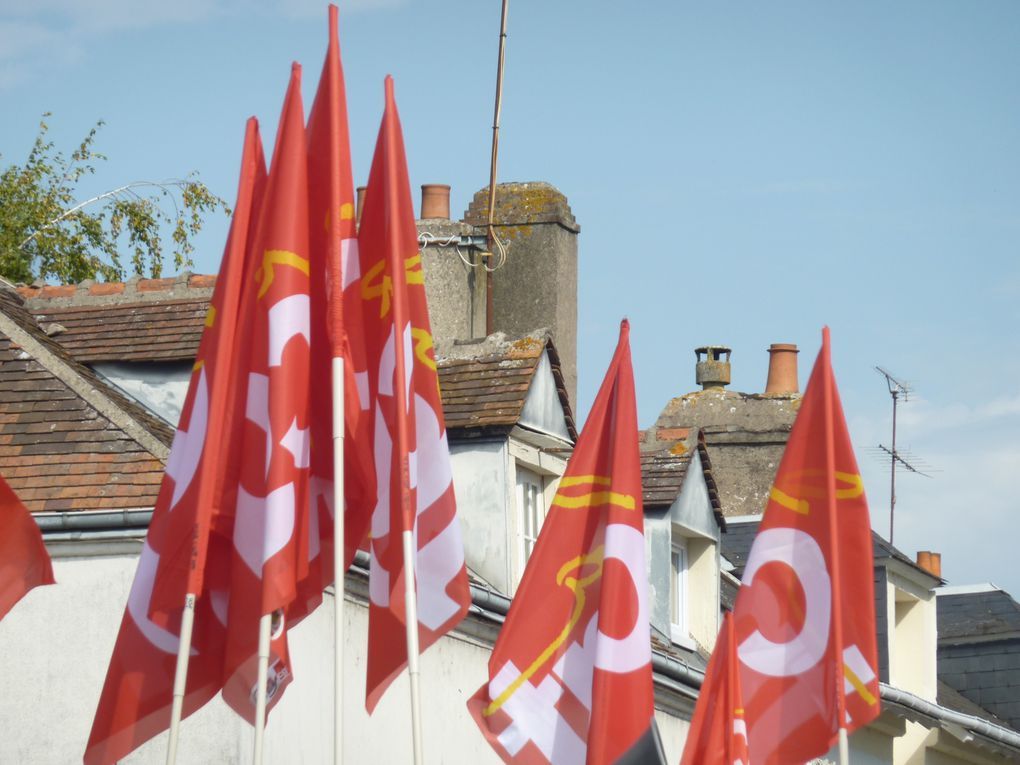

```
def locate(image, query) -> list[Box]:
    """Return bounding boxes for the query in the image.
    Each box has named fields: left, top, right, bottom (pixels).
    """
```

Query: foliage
left=0, top=114, right=229, bottom=284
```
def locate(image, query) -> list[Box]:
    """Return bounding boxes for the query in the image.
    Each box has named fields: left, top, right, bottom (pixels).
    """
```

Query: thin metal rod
left=331, top=357, right=346, bottom=765
left=253, top=614, right=272, bottom=765
left=890, top=390, right=898, bottom=545
left=402, top=529, right=424, bottom=765
left=165, top=593, right=197, bottom=765
left=484, top=0, right=510, bottom=337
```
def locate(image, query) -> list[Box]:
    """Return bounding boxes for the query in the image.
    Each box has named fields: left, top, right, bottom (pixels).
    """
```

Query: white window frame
left=670, top=536, right=689, bottom=645
left=514, top=465, right=546, bottom=578
left=507, top=438, right=566, bottom=592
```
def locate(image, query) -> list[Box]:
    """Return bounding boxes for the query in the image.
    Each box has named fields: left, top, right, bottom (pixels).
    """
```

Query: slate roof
left=0, top=286, right=172, bottom=513
left=938, top=587, right=1020, bottom=642
left=18, top=273, right=213, bottom=363
left=720, top=518, right=931, bottom=579
left=937, top=679, right=1010, bottom=726
left=436, top=331, right=577, bottom=441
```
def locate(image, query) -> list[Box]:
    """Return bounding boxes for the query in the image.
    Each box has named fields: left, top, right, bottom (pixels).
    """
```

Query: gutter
left=38, top=515, right=707, bottom=700
left=35, top=508, right=153, bottom=533
left=880, top=683, right=1020, bottom=754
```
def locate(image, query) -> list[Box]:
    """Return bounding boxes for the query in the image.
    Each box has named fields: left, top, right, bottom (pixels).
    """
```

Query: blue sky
left=3, top=1, right=1019, bottom=595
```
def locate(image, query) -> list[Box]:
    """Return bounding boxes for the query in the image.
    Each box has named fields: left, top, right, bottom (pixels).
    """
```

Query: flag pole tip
left=328, top=3, right=338, bottom=38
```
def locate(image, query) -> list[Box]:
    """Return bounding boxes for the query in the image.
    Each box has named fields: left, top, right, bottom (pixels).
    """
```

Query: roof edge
left=0, top=303, right=170, bottom=460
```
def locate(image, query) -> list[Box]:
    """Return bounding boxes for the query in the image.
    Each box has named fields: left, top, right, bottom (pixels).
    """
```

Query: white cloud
left=1, top=0, right=220, bottom=33
left=0, top=21, right=64, bottom=62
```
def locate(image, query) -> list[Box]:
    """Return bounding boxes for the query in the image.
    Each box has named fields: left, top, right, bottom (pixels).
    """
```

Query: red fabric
left=730, top=328, right=880, bottom=764
left=679, top=613, right=748, bottom=765
left=84, top=117, right=267, bottom=765
left=0, top=474, right=54, bottom=621
left=86, top=11, right=368, bottom=762
left=216, top=61, right=313, bottom=722
left=306, top=2, right=375, bottom=575
left=352, top=76, right=470, bottom=712
left=468, top=321, right=655, bottom=765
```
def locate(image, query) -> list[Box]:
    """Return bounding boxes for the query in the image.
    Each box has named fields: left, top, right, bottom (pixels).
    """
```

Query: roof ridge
left=17, top=272, right=215, bottom=308
left=0, top=288, right=171, bottom=461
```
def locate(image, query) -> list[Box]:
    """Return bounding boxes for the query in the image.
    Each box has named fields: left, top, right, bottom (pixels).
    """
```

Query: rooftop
left=0, top=286, right=172, bottom=513
left=938, top=585, right=1020, bottom=643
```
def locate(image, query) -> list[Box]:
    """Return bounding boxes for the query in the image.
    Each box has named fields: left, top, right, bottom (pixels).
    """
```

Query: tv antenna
left=872, top=367, right=933, bottom=545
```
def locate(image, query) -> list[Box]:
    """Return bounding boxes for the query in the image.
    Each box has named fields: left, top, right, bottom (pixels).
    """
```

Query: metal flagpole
left=165, top=593, right=197, bottom=765
left=332, top=356, right=346, bottom=765
left=401, top=529, right=424, bottom=765
left=253, top=613, right=273, bottom=765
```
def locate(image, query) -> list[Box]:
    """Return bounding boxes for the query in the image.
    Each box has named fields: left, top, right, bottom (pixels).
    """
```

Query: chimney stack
left=916, top=550, right=942, bottom=578
left=765, top=343, right=800, bottom=394
left=420, top=184, right=451, bottom=219
left=695, top=346, right=731, bottom=390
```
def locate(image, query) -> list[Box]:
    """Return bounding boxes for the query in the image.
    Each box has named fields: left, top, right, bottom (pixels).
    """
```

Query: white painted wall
left=0, top=546, right=700, bottom=764
left=450, top=440, right=511, bottom=594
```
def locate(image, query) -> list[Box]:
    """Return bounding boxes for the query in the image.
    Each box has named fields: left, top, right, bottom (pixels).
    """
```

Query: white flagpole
left=838, top=727, right=850, bottom=765
left=165, top=593, right=197, bottom=765
left=401, top=529, right=424, bottom=765
left=252, top=613, right=272, bottom=765
left=332, top=356, right=346, bottom=765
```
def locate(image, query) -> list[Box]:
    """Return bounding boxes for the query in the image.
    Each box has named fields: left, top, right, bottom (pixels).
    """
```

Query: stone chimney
left=916, top=550, right=942, bottom=578
left=695, top=346, right=731, bottom=390
left=765, top=343, right=799, bottom=394
left=420, top=184, right=450, bottom=219
left=464, top=182, right=580, bottom=407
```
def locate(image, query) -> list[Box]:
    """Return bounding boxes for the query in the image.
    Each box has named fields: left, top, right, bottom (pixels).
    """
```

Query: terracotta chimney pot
left=420, top=184, right=451, bottom=219
left=916, top=550, right=942, bottom=578
left=765, top=343, right=799, bottom=394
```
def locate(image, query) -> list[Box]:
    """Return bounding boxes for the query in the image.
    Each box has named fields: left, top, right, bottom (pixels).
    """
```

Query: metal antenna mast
left=873, top=367, right=931, bottom=545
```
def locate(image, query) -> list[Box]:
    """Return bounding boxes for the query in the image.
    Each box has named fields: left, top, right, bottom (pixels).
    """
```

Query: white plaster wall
left=0, top=553, right=506, bottom=764
left=450, top=440, right=510, bottom=594
left=656, top=708, right=690, bottom=763
left=0, top=550, right=705, bottom=764
left=686, top=537, right=718, bottom=652
left=812, top=725, right=894, bottom=764
left=92, top=362, right=192, bottom=426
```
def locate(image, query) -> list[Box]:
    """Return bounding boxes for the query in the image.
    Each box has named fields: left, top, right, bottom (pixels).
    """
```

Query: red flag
left=469, top=321, right=663, bottom=765
left=351, top=76, right=471, bottom=711
left=306, top=2, right=375, bottom=584
left=679, top=613, right=748, bottom=765
left=731, top=327, right=880, bottom=763
left=0, top=473, right=54, bottom=621
left=218, top=62, right=315, bottom=722
left=84, top=117, right=267, bottom=765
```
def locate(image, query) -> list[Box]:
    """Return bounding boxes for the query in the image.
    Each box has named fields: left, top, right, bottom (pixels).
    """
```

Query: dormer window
left=670, top=537, right=689, bottom=643
left=515, top=465, right=546, bottom=574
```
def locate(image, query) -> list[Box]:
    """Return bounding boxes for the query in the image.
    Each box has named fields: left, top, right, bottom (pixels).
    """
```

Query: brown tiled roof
left=18, top=273, right=214, bottom=363
left=437, top=331, right=577, bottom=441
left=0, top=287, right=172, bottom=513
left=29, top=300, right=208, bottom=363
left=639, top=427, right=724, bottom=526
left=640, top=447, right=693, bottom=508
